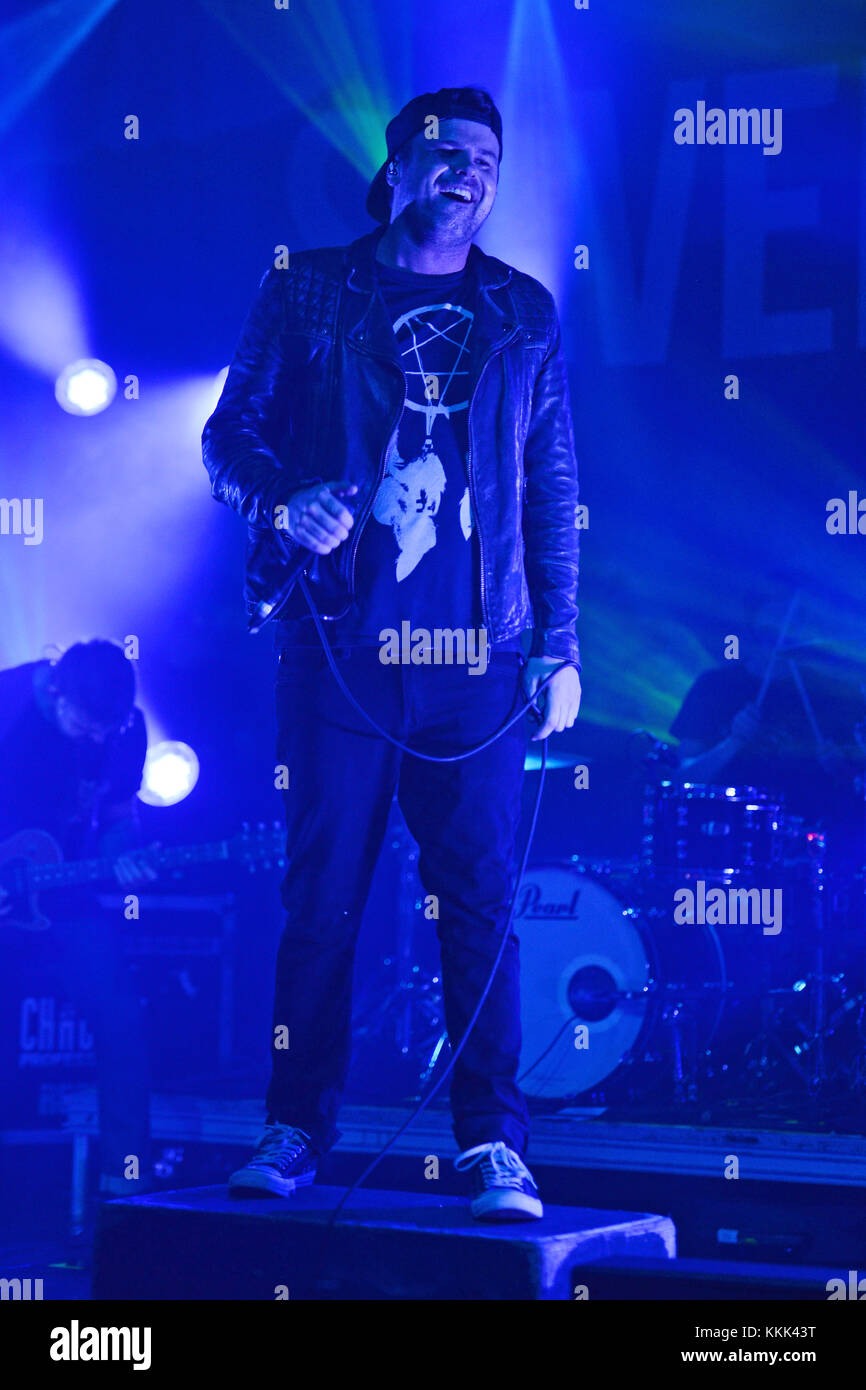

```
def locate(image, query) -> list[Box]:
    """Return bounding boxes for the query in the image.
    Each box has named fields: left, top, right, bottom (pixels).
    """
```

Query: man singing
left=203, top=87, right=580, bottom=1220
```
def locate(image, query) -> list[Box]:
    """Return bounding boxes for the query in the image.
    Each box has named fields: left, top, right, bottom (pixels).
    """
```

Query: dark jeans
left=266, top=644, right=531, bottom=1157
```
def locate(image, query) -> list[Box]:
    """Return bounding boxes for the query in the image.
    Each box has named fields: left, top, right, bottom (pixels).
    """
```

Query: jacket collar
left=343, top=225, right=513, bottom=295
left=343, top=227, right=517, bottom=376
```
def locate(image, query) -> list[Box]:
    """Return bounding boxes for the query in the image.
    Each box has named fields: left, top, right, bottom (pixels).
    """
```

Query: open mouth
left=439, top=186, right=474, bottom=204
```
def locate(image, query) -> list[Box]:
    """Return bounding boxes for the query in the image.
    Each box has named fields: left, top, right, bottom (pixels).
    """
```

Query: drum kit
left=514, top=775, right=865, bottom=1117
left=354, top=772, right=865, bottom=1121
left=354, top=597, right=866, bottom=1120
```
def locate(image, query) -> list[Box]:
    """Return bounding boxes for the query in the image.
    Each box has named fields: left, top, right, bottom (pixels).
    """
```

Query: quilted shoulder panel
left=506, top=270, right=558, bottom=339
left=278, top=246, right=345, bottom=338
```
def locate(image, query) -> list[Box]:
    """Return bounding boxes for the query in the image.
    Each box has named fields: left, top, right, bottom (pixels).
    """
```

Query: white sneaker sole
left=471, top=1191, right=544, bottom=1222
left=228, top=1167, right=316, bottom=1198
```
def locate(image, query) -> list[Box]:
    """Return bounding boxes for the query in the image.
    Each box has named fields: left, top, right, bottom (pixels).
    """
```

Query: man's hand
left=524, top=657, right=581, bottom=741
left=730, top=701, right=764, bottom=746
left=276, top=480, right=358, bottom=555
left=113, top=847, right=160, bottom=887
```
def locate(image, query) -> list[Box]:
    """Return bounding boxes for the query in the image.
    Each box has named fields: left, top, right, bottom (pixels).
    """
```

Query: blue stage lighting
left=138, top=740, right=200, bottom=807
left=55, top=357, right=117, bottom=415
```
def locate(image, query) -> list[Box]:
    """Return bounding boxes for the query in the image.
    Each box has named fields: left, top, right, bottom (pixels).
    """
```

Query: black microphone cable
left=258, top=532, right=575, bottom=1285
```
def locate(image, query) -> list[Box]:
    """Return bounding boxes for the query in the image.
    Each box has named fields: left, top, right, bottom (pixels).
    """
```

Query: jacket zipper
left=345, top=343, right=406, bottom=608
left=465, top=322, right=520, bottom=636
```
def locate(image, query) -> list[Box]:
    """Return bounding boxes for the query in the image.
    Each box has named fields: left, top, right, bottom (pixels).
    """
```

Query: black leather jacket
left=202, top=227, right=580, bottom=663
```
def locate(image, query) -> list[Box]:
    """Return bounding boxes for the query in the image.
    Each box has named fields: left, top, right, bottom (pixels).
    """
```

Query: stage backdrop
left=0, top=0, right=862, bottom=836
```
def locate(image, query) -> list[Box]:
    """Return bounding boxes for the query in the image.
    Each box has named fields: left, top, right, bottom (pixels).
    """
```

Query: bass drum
left=514, top=862, right=726, bottom=1101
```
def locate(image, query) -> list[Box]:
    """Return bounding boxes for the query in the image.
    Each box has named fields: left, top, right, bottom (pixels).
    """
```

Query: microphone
left=247, top=484, right=358, bottom=635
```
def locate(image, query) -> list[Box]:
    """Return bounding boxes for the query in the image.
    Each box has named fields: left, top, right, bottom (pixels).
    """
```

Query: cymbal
left=524, top=750, right=592, bottom=771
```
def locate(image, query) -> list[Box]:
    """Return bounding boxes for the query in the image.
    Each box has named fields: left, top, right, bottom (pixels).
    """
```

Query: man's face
left=387, top=117, right=499, bottom=243
left=54, top=694, right=118, bottom=743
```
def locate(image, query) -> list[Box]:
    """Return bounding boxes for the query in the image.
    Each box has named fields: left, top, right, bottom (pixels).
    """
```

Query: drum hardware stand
left=792, top=986, right=864, bottom=1079
left=742, top=993, right=811, bottom=1091
left=636, top=872, right=734, bottom=1107
left=738, top=833, right=834, bottom=1097
left=803, top=832, right=829, bottom=1092
left=416, top=1029, right=449, bottom=1090
left=780, top=829, right=838, bottom=1096
left=661, top=996, right=699, bottom=1104
left=784, top=659, right=866, bottom=1093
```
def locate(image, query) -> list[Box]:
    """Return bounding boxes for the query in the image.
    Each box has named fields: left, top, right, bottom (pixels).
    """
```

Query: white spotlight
left=138, top=740, right=200, bottom=807
left=55, top=358, right=117, bottom=415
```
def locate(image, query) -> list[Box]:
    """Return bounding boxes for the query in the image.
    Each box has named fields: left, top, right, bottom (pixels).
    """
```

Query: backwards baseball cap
left=366, top=86, right=503, bottom=224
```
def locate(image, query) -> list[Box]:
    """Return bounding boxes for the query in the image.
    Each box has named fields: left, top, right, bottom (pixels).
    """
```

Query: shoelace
left=257, top=1125, right=308, bottom=1162
left=454, top=1141, right=533, bottom=1190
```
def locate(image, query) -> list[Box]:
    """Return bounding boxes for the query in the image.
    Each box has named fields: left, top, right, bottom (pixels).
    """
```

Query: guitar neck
left=28, top=840, right=233, bottom=891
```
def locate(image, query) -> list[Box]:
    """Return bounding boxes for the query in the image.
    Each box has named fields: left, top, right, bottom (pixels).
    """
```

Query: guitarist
left=0, top=639, right=155, bottom=1207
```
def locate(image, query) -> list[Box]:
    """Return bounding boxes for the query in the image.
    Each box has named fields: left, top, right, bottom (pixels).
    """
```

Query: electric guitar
left=0, top=823, right=286, bottom=931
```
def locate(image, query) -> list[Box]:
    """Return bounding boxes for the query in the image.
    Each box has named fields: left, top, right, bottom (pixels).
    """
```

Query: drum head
left=515, top=863, right=649, bottom=1099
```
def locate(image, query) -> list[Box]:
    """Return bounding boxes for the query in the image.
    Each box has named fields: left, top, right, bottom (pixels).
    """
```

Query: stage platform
left=91, top=1184, right=676, bottom=1300
left=44, top=1089, right=866, bottom=1268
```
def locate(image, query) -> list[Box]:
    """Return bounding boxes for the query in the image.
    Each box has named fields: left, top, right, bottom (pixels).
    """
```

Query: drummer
left=670, top=595, right=862, bottom=830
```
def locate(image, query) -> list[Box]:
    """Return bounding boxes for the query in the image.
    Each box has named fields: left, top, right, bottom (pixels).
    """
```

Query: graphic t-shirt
left=329, top=259, right=520, bottom=652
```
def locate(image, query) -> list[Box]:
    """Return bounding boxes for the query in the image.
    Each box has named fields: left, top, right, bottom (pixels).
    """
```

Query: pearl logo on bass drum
left=515, top=882, right=582, bottom=919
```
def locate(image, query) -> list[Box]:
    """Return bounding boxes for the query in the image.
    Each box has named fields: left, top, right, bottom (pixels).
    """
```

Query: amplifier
left=107, top=891, right=237, bottom=1085
left=0, top=893, right=236, bottom=1130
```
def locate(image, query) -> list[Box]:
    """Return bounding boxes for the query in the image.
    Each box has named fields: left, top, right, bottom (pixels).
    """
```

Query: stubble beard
left=402, top=197, right=489, bottom=250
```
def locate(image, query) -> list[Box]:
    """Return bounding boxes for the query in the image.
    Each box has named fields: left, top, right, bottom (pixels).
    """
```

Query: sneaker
left=228, top=1123, right=318, bottom=1198
left=454, top=1141, right=543, bottom=1221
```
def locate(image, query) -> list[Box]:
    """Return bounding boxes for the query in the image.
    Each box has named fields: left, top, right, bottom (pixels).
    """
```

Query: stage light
left=55, top=357, right=117, bottom=415
left=487, top=0, right=578, bottom=304
left=0, top=226, right=88, bottom=374
left=0, top=0, right=120, bottom=138
left=202, top=0, right=390, bottom=180
left=138, top=740, right=200, bottom=807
